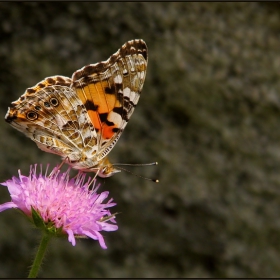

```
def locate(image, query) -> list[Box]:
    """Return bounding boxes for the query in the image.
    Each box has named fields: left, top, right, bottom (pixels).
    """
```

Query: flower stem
left=28, top=232, right=51, bottom=278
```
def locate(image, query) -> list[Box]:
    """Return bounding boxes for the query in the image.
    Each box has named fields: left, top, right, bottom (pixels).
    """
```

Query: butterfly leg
left=48, top=156, right=70, bottom=178
left=71, top=170, right=83, bottom=180
left=59, top=156, right=71, bottom=170
left=87, top=168, right=101, bottom=188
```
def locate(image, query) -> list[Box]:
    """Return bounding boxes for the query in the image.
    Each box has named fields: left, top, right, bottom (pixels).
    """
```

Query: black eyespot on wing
left=44, top=102, right=51, bottom=108
left=26, top=111, right=38, bottom=120
left=50, top=97, right=59, bottom=107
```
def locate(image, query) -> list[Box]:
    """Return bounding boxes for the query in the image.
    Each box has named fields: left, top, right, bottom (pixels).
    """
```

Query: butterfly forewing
left=72, top=39, right=148, bottom=159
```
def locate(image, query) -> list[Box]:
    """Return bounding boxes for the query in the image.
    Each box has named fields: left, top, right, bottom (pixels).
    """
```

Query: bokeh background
left=1, top=2, right=280, bottom=277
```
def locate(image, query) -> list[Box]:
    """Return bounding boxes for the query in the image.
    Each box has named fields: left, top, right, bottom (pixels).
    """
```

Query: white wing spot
left=130, top=91, right=137, bottom=101
left=123, top=87, right=136, bottom=100
left=55, top=115, right=68, bottom=128
left=123, top=87, right=131, bottom=97
left=114, top=75, right=122, bottom=84
left=140, top=71, right=145, bottom=79
left=108, top=111, right=122, bottom=126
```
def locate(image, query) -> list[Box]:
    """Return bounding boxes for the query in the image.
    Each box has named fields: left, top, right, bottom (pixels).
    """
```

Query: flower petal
left=0, top=202, right=18, bottom=212
left=66, top=229, right=76, bottom=246
left=99, top=222, right=118, bottom=231
left=82, top=229, right=107, bottom=249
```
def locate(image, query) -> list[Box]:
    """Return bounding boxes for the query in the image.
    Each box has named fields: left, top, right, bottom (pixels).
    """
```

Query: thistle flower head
left=0, top=165, right=118, bottom=249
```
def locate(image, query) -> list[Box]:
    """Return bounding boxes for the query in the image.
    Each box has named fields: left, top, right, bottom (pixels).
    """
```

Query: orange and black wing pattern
left=71, top=39, right=148, bottom=159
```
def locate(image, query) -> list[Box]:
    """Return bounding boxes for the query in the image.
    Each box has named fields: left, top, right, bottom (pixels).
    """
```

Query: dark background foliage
left=0, top=2, right=280, bottom=277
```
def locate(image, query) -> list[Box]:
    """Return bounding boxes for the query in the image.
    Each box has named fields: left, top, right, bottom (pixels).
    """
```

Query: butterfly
left=5, top=39, right=148, bottom=178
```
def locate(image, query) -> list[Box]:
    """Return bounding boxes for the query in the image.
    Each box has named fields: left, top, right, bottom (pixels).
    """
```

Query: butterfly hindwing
left=5, top=76, right=97, bottom=160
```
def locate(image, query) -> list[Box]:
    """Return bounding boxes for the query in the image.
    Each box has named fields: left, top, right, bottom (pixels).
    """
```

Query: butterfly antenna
left=113, top=162, right=158, bottom=167
left=113, top=162, right=159, bottom=183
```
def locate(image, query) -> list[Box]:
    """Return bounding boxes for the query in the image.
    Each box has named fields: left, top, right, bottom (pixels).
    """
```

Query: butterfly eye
left=26, top=111, right=38, bottom=120
left=50, top=97, right=59, bottom=107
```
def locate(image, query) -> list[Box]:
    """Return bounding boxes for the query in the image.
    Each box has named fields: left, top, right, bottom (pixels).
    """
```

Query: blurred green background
left=1, top=2, right=280, bottom=277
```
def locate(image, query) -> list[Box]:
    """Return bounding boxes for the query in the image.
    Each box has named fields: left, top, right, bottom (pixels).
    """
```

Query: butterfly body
left=5, top=39, right=148, bottom=178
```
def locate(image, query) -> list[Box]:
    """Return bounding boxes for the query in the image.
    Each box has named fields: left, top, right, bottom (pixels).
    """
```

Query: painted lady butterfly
left=5, top=39, right=148, bottom=178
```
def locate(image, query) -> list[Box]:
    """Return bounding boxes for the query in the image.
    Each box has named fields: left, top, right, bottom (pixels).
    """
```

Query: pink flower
left=0, top=165, right=118, bottom=249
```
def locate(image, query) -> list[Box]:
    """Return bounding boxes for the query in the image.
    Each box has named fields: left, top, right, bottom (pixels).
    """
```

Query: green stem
left=28, top=232, right=51, bottom=278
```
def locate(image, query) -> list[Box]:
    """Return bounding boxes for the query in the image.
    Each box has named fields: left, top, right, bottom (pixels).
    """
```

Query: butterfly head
left=95, top=157, right=121, bottom=178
